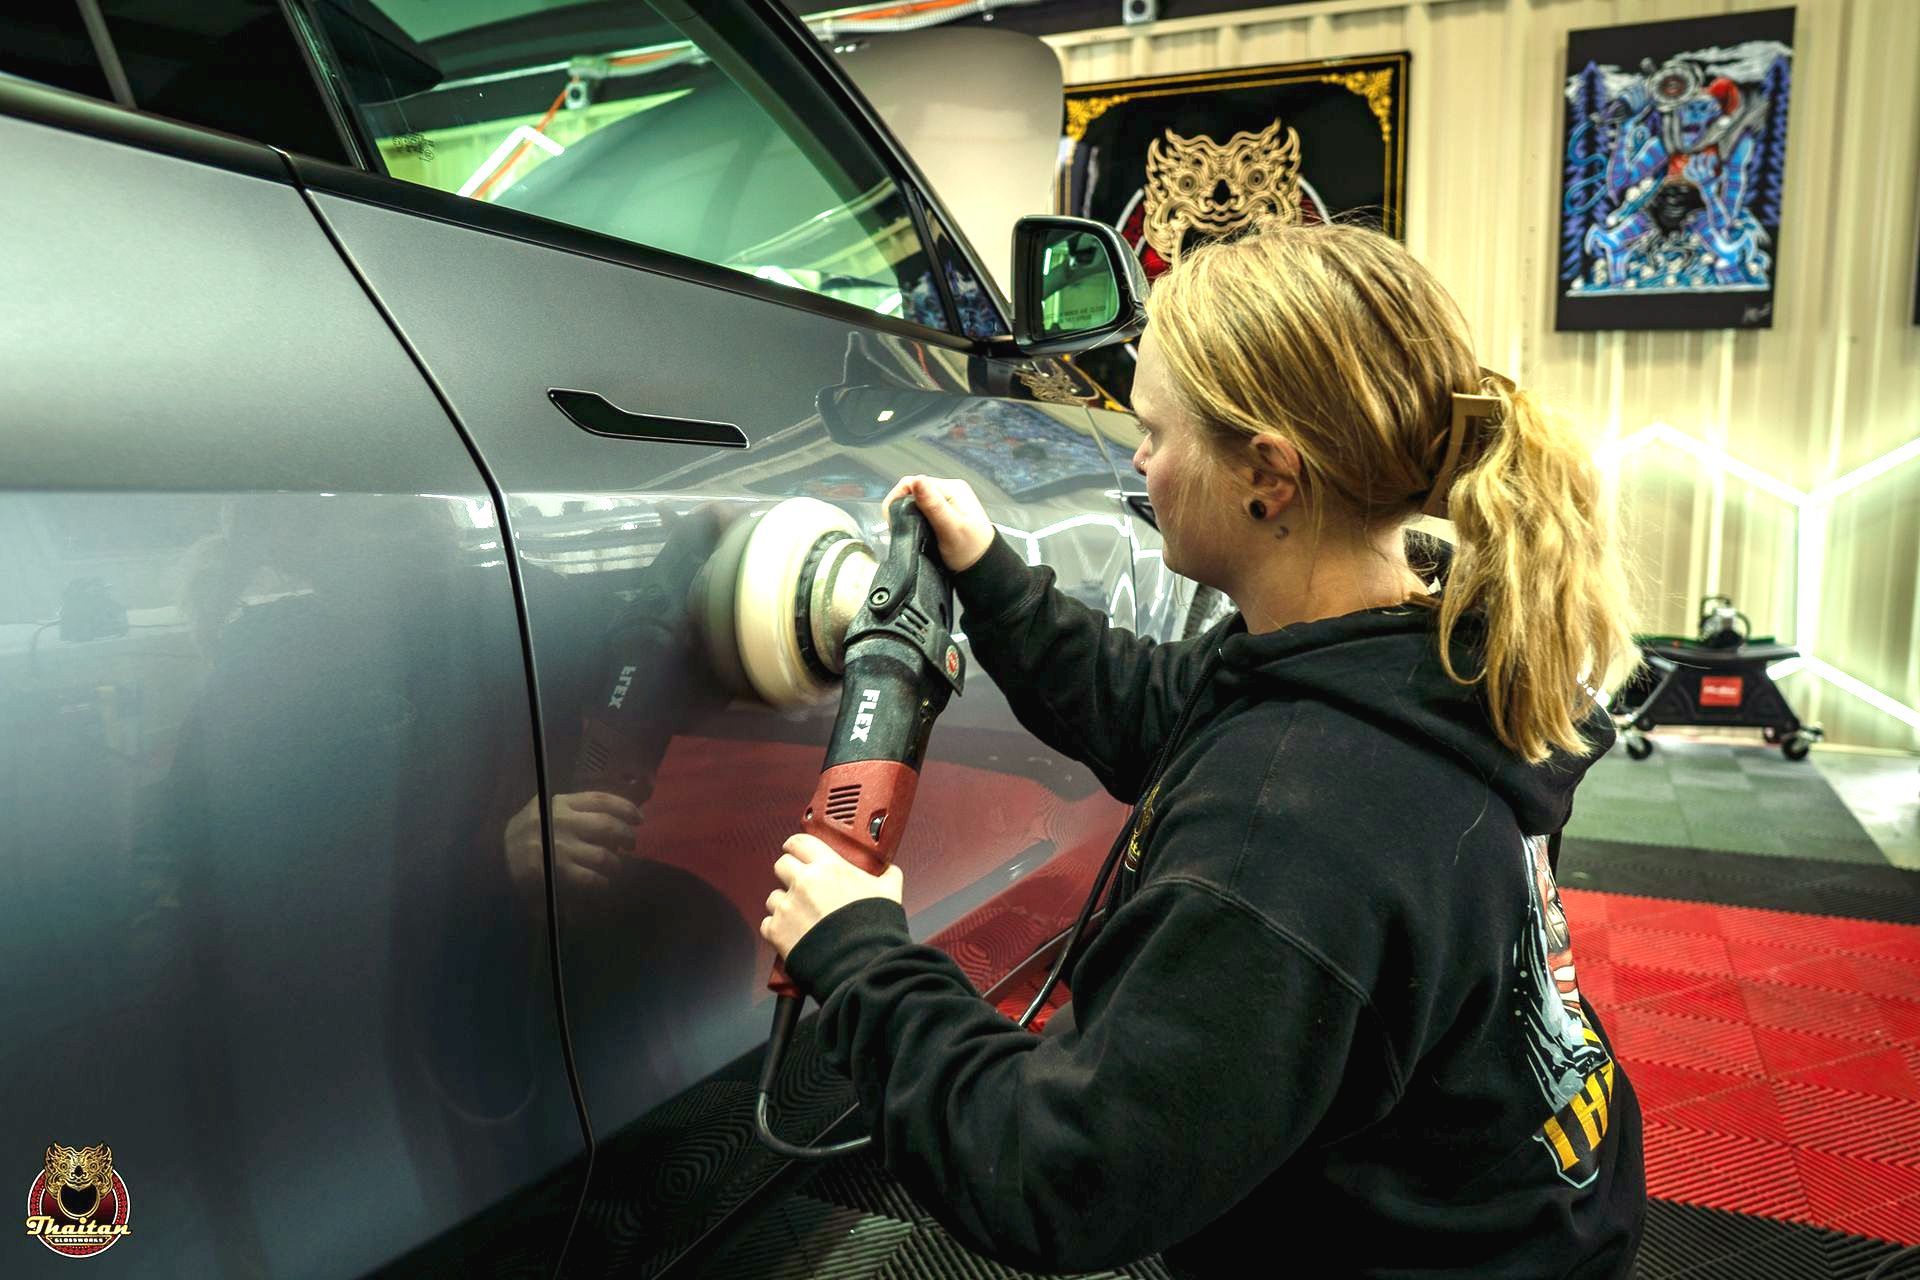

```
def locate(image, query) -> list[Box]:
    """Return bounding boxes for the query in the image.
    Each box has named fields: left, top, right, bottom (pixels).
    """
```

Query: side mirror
left=1011, top=216, right=1148, bottom=356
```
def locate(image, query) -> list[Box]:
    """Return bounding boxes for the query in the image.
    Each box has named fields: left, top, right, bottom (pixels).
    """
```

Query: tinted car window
left=110, top=0, right=352, bottom=162
left=0, top=7, right=116, bottom=101
left=322, top=0, right=944, bottom=328
left=0, top=7, right=114, bottom=100
left=926, top=208, right=1006, bottom=341
left=0, top=2, right=356, bottom=164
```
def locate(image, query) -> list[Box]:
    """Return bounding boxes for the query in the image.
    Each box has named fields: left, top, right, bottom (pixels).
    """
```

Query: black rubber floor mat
left=699, top=1168, right=1920, bottom=1278
left=1566, top=743, right=1889, bottom=863
left=1561, top=839, right=1920, bottom=925
left=1634, top=1200, right=1918, bottom=1278
left=688, top=1149, right=1172, bottom=1280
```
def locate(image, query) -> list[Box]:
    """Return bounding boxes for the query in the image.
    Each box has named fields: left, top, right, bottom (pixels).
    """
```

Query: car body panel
left=303, top=184, right=1145, bottom=1272
left=0, top=114, right=582, bottom=1276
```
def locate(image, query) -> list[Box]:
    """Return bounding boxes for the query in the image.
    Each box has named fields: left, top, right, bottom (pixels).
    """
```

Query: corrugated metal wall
left=1042, top=0, right=1920, bottom=750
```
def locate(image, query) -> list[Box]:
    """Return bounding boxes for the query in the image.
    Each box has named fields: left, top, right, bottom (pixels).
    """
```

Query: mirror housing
left=1011, top=216, right=1148, bottom=356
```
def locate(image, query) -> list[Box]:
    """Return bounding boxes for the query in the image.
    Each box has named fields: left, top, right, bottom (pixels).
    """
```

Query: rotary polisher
left=694, top=496, right=968, bottom=1158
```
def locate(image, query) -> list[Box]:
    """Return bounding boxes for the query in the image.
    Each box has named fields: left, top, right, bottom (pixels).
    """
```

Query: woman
left=761, top=224, right=1647, bottom=1278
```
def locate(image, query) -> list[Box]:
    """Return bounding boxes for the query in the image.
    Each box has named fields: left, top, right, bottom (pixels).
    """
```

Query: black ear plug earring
left=1248, top=500, right=1267, bottom=520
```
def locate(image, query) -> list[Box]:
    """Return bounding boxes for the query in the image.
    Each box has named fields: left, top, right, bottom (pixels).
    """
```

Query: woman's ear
left=1246, top=434, right=1301, bottom=515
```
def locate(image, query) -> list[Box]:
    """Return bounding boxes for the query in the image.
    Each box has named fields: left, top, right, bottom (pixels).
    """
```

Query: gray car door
left=0, top=73, right=581, bottom=1280
left=297, top=0, right=1139, bottom=1271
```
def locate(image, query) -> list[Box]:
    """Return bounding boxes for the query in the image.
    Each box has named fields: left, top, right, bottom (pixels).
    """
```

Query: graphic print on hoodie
left=1519, top=832, right=1617, bottom=1187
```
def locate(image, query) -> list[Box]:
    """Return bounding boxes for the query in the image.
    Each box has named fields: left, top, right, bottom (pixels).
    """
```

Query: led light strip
left=1607, top=422, right=1920, bottom=733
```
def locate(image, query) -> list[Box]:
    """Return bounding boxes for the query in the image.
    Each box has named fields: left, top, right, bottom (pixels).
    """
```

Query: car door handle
left=1125, top=494, right=1157, bottom=528
left=548, top=389, right=748, bottom=449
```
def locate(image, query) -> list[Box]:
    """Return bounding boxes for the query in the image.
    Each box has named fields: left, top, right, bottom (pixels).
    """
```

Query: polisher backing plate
left=734, top=497, right=864, bottom=709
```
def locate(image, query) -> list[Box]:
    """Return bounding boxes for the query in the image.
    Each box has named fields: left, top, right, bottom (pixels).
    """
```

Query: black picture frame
left=1556, top=9, right=1797, bottom=332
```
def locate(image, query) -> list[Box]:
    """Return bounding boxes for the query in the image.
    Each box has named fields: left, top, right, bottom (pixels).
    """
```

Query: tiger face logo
left=1142, top=120, right=1303, bottom=267
left=46, top=1144, right=115, bottom=1213
left=26, top=1143, right=132, bottom=1257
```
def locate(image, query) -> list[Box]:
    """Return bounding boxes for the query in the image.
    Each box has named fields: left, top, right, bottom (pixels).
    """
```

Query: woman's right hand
left=883, top=475, right=995, bottom=574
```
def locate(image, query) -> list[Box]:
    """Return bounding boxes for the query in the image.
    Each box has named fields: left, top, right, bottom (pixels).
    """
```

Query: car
left=0, top=2, right=1223, bottom=1274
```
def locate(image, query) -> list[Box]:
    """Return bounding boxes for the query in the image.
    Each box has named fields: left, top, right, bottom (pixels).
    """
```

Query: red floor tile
left=1796, top=1149, right=1920, bottom=1223
left=1579, top=890, right=1920, bottom=1242
left=1726, top=936, right=1831, bottom=980
left=1627, top=899, right=1733, bottom=938
left=1873, top=995, right=1920, bottom=1044
left=1612, top=964, right=1722, bottom=1010
left=1771, top=953, right=1920, bottom=1003
left=1785, top=1046, right=1920, bottom=1103
left=1655, top=1079, right=1793, bottom=1145
left=1640, top=1120, right=1808, bottom=1219
left=1559, top=887, right=1614, bottom=922
left=1738, top=979, right=1893, bottom=1045
left=1610, top=1005, right=1767, bottom=1076
left=1636, top=974, right=1750, bottom=1024
left=1774, top=1079, right=1920, bottom=1167
left=1833, top=1194, right=1920, bottom=1247
left=1630, top=1059, right=1755, bottom=1113
left=1608, top=925, right=1737, bottom=978
left=1753, top=1025, right=1885, bottom=1076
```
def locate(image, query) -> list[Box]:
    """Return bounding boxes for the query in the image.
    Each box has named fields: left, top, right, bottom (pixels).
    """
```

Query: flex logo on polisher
left=850, top=688, right=881, bottom=742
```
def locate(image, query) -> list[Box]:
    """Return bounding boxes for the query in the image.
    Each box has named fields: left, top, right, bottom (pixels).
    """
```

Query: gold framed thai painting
left=1057, top=54, right=1410, bottom=402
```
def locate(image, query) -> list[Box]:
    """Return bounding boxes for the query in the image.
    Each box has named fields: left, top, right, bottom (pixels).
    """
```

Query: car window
left=1, top=2, right=354, bottom=166
left=319, top=0, right=945, bottom=329
left=0, top=8, right=117, bottom=101
left=924, top=208, right=1007, bottom=342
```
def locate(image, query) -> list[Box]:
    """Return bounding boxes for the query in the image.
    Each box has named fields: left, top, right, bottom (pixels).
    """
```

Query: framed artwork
left=1557, top=9, right=1795, bottom=331
left=1058, top=54, right=1410, bottom=403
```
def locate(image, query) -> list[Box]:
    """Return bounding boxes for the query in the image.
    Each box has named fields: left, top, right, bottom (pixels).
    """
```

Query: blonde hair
left=1147, top=223, right=1636, bottom=764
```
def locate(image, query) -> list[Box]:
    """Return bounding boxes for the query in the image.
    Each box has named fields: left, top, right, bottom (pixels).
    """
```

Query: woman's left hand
left=762, top=833, right=904, bottom=960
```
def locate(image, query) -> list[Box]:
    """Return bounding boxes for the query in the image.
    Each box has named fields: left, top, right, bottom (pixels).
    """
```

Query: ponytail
left=1149, top=225, right=1638, bottom=764
left=1437, top=377, right=1638, bottom=765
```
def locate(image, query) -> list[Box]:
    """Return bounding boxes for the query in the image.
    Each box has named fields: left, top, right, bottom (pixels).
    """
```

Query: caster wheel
left=1783, top=734, right=1812, bottom=761
left=1627, top=736, right=1654, bottom=761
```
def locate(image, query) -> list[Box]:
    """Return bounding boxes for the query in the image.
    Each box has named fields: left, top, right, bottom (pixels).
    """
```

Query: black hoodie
left=783, top=533, right=1647, bottom=1278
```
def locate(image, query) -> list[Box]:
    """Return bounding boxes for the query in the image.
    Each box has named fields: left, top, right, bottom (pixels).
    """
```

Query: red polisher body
left=767, top=759, right=921, bottom=998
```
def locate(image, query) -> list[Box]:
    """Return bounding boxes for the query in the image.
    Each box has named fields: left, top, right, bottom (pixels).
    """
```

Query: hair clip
left=1420, top=385, right=1506, bottom=519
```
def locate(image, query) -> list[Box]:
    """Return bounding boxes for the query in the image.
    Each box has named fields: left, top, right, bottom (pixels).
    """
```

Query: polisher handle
left=768, top=759, right=921, bottom=998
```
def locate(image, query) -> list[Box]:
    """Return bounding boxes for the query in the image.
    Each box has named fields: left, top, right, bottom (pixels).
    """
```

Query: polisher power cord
left=755, top=824, right=1134, bottom=1160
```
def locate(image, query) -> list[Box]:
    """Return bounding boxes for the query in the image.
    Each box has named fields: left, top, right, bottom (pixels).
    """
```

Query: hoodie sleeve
left=781, top=875, right=1389, bottom=1272
left=950, top=532, right=1213, bottom=805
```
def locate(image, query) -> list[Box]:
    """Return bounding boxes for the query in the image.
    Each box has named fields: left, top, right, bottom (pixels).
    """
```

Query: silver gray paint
left=0, top=117, right=579, bottom=1275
